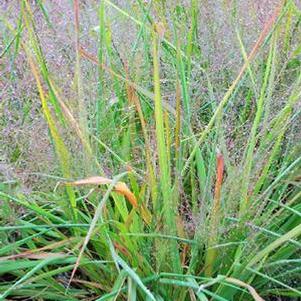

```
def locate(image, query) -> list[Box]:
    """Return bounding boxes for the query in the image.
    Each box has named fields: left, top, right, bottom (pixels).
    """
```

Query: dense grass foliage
left=0, top=0, right=301, bottom=300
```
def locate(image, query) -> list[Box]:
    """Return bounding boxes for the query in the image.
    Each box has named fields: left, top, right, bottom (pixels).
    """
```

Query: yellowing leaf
left=154, top=22, right=166, bottom=39
left=140, top=203, right=152, bottom=225
left=225, top=277, right=265, bottom=301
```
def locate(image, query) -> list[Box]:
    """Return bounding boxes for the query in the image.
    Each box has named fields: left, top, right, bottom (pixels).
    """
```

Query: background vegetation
left=0, top=0, right=301, bottom=300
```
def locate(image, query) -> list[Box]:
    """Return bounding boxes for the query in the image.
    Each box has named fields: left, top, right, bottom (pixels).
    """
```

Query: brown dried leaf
left=66, top=176, right=112, bottom=186
left=65, top=176, right=138, bottom=208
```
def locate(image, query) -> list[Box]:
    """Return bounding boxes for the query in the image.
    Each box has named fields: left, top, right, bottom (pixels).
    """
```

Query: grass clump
left=0, top=1, right=301, bottom=300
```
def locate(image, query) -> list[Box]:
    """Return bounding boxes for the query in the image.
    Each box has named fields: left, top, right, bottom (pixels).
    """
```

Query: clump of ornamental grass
left=0, top=1, right=301, bottom=300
